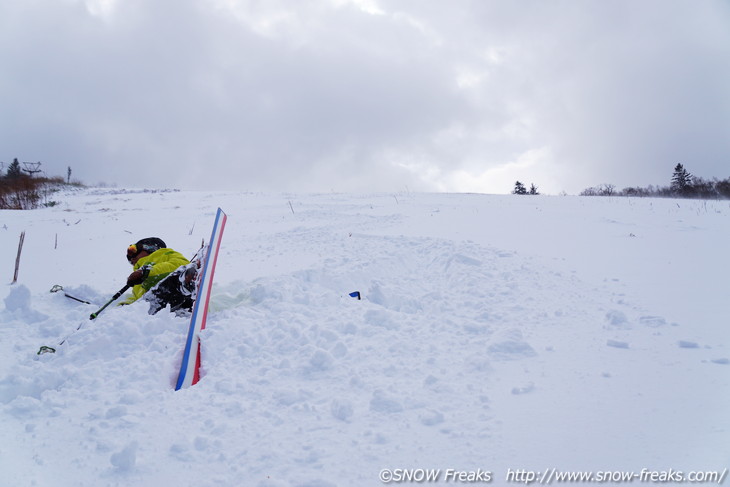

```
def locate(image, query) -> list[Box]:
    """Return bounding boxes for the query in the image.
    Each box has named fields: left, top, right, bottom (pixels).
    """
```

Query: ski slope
left=1, top=189, right=728, bottom=486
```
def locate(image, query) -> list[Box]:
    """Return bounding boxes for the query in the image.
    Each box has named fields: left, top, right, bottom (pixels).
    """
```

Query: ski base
left=175, top=208, right=227, bottom=390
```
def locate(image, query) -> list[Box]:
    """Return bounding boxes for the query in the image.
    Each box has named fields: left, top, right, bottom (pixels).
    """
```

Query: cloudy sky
left=1, top=0, right=728, bottom=194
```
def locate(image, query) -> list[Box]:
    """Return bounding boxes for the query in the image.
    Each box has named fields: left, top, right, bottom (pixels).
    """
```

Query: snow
left=1, top=189, right=728, bottom=486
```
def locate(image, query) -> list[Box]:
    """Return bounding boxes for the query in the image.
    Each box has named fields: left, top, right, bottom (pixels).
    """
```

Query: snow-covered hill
left=1, top=189, right=728, bottom=486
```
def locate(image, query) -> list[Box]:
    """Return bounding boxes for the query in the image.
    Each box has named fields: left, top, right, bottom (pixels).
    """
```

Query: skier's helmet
left=127, top=237, right=166, bottom=262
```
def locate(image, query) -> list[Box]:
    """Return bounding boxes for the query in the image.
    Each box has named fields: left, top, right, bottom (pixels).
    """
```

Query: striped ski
left=175, top=208, right=227, bottom=390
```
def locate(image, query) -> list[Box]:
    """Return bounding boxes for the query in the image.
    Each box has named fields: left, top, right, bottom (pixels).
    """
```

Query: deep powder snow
left=1, top=189, right=728, bottom=486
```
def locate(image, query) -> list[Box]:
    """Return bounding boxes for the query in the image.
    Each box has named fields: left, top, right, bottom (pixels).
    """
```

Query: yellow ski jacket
left=121, top=248, right=190, bottom=305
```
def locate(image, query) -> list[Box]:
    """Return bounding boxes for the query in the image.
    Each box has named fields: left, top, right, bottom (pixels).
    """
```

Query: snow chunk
left=419, top=409, right=445, bottom=426
left=447, top=254, right=482, bottom=268
left=110, top=441, right=138, bottom=471
left=4, top=285, right=31, bottom=311
left=605, top=310, right=630, bottom=328
left=511, top=383, right=536, bottom=395
left=307, top=350, right=334, bottom=372
left=606, top=339, right=630, bottom=349
left=2, top=285, right=48, bottom=323
left=639, top=315, right=667, bottom=328
left=105, top=406, right=127, bottom=419
left=367, top=282, right=422, bottom=313
left=369, top=390, right=404, bottom=414
left=487, top=329, right=536, bottom=361
left=330, top=399, right=354, bottom=422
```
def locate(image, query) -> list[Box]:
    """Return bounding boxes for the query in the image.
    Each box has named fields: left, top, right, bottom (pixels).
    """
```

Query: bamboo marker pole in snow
left=12, top=231, right=25, bottom=284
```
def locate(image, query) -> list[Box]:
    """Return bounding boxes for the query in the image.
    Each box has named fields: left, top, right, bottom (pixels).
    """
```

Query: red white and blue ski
left=175, top=208, right=227, bottom=390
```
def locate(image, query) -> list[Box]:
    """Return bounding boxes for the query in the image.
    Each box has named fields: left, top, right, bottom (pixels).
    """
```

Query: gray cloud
left=1, top=0, right=728, bottom=194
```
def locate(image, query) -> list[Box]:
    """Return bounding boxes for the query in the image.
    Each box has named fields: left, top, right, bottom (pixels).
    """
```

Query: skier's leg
left=145, top=269, right=182, bottom=315
left=145, top=275, right=174, bottom=315
left=145, top=265, right=197, bottom=315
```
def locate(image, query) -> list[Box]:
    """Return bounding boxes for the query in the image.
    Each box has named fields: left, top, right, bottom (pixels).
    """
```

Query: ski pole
left=38, top=284, right=132, bottom=354
left=89, top=284, right=131, bottom=320
left=50, top=285, right=92, bottom=305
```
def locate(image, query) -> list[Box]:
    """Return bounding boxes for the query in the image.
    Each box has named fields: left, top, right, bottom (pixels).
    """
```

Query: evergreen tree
left=6, top=158, right=22, bottom=179
left=670, top=163, right=693, bottom=194
left=529, top=183, right=539, bottom=195
left=513, top=181, right=527, bottom=195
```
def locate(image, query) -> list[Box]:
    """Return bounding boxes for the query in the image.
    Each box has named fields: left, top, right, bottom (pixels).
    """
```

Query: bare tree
left=601, top=183, right=616, bottom=196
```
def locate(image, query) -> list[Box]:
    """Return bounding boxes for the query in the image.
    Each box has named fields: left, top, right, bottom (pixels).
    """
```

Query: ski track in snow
left=0, top=189, right=728, bottom=486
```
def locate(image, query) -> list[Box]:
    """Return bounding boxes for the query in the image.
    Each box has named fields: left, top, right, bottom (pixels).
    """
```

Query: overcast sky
left=1, top=0, right=728, bottom=194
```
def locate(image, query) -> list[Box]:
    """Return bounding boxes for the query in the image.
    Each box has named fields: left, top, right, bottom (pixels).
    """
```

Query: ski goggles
left=126, top=244, right=140, bottom=263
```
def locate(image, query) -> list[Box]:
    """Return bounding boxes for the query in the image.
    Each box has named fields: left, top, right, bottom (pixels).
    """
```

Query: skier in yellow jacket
left=123, top=237, right=196, bottom=314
